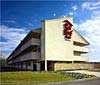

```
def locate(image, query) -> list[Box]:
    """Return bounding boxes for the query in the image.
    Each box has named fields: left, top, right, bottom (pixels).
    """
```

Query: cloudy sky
left=1, top=0, right=100, bottom=62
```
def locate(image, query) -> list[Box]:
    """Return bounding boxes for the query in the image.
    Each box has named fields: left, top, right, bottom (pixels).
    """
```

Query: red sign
left=63, top=19, right=73, bottom=40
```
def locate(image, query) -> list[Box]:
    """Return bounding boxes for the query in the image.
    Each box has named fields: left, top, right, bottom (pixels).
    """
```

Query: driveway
left=64, top=70, right=100, bottom=77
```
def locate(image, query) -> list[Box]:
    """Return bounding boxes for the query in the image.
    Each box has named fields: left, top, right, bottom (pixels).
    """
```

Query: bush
left=61, top=72, right=96, bottom=79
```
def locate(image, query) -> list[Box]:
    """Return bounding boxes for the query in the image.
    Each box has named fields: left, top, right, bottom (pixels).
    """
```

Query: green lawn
left=1, top=71, right=75, bottom=84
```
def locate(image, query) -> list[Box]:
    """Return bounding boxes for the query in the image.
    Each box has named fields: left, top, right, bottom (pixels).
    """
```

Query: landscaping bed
left=61, top=71, right=96, bottom=79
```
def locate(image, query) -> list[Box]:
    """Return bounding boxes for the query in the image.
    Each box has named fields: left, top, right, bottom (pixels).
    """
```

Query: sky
left=0, top=0, right=100, bottom=62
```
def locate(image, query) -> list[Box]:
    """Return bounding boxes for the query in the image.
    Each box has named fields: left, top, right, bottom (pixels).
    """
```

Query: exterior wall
left=54, top=63, right=94, bottom=71
left=44, top=17, right=74, bottom=61
left=43, top=17, right=89, bottom=62
left=72, top=30, right=88, bottom=44
left=41, top=22, right=45, bottom=60
left=93, top=63, right=100, bottom=68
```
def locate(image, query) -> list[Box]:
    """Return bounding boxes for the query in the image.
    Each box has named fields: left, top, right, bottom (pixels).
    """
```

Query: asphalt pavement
left=59, top=77, right=100, bottom=85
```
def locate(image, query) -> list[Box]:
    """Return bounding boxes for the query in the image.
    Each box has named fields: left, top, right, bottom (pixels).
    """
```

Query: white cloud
left=3, top=20, right=16, bottom=23
left=63, top=15, right=66, bottom=18
left=69, top=12, right=73, bottom=15
left=74, top=13, right=100, bottom=62
left=92, top=10, right=100, bottom=18
left=72, top=5, right=77, bottom=11
left=82, top=1, right=100, bottom=10
left=0, top=25, right=27, bottom=57
left=60, top=14, right=67, bottom=18
left=28, top=23, right=34, bottom=27
left=53, top=13, right=56, bottom=16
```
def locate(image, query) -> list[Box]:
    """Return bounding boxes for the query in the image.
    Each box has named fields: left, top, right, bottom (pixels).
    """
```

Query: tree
left=0, top=55, right=7, bottom=67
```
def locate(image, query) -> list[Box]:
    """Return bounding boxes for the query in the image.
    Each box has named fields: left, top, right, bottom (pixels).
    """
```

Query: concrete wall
left=42, top=17, right=89, bottom=62
left=44, top=17, right=74, bottom=61
left=72, top=30, right=87, bottom=44
left=54, top=63, right=94, bottom=71
left=93, top=63, right=100, bottom=68
left=41, top=21, right=45, bottom=60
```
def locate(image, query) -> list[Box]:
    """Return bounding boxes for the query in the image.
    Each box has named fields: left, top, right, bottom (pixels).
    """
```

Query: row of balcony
left=8, top=38, right=40, bottom=60
left=73, top=45, right=89, bottom=53
left=73, top=43, right=89, bottom=61
left=8, top=52, right=40, bottom=64
left=73, top=55, right=89, bottom=62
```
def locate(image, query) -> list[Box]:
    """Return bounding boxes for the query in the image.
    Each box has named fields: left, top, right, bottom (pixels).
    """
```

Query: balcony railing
left=73, top=55, right=89, bottom=62
left=21, top=38, right=40, bottom=51
left=11, top=52, right=40, bottom=63
left=8, top=38, right=40, bottom=60
left=73, top=45, right=89, bottom=53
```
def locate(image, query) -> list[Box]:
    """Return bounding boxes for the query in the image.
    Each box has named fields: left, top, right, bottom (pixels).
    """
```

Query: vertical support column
left=72, top=61, right=74, bottom=64
left=26, top=62, right=27, bottom=70
left=19, top=63, right=21, bottom=69
left=21, top=62, right=23, bottom=69
left=45, top=60, right=47, bottom=71
left=16, top=63, right=18, bottom=68
left=17, top=63, right=19, bottom=69
left=23, top=62, right=26, bottom=70
left=37, top=62, right=40, bottom=71
left=31, top=61, right=33, bottom=71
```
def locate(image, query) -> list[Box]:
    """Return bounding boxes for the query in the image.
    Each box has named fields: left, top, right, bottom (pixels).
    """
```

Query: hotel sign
left=63, top=19, right=73, bottom=41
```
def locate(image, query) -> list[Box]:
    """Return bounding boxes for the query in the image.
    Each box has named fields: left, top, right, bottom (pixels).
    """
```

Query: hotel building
left=7, top=17, right=89, bottom=71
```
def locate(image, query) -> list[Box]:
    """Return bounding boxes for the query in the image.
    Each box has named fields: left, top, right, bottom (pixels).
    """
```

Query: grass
left=0, top=71, right=75, bottom=84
